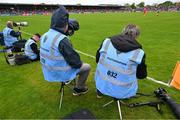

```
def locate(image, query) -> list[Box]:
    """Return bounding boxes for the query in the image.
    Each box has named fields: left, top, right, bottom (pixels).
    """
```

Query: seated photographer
left=40, top=6, right=91, bottom=95
left=24, top=33, right=41, bottom=61
left=3, top=21, right=26, bottom=51
left=95, top=24, right=147, bottom=99
left=5, top=33, right=41, bottom=65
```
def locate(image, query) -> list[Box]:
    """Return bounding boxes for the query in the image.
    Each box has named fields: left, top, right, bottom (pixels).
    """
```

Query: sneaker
left=97, top=90, right=103, bottom=99
left=73, top=87, right=89, bottom=96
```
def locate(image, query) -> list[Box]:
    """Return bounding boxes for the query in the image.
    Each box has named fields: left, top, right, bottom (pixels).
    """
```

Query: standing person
left=40, top=6, right=91, bottom=95
left=156, top=10, right=160, bottom=16
left=24, top=33, right=41, bottom=61
left=95, top=24, right=147, bottom=99
left=143, top=7, right=148, bottom=16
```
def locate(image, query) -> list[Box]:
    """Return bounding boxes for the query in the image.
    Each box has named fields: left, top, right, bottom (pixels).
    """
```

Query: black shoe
left=73, top=87, right=89, bottom=96
left=97, top=90, right=103, bottom=98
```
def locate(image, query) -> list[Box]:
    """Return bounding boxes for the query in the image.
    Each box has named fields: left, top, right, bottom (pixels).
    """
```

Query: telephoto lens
left=154, top=88, right=180, bottom=119
left=13, top=22, right=28, bottom=27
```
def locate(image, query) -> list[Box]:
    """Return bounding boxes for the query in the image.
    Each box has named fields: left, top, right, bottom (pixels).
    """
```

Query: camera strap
left=112, top=92, right=164, bottom=114
left=136, top=92, right=154, bottom=97
left=119, top=100, right=164, bottom=114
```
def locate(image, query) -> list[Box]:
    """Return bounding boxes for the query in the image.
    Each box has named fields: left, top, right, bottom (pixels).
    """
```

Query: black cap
left=51, top=6, right=69, bottom=30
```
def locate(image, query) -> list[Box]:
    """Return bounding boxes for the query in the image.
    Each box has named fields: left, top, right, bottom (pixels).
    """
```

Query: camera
left=154, top=88, right=180, bottom=119
left=66, top=19, right=79, bottom=36
left=154, top=88, right=168, bottom=100
left=13, top=22, right=28, bottom=27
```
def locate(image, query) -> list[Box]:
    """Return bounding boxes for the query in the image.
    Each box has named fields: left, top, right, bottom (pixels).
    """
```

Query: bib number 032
left=107, top=70, right=117, bottom=78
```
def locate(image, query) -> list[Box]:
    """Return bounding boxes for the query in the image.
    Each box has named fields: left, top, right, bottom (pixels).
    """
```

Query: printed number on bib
left=107, top=70, right=117, bottom=78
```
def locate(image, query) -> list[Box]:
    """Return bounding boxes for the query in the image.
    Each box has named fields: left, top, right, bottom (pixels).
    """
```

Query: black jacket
left=10, top=30, right=21, bottom=38
left=96, top=34, right=147, bottom=79
left=50, top=6, right=82, bottom=69
left=59, top=38, right=82, bottom=68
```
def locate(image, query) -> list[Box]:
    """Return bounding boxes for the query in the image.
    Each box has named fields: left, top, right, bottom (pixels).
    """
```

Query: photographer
left=5, top=33, right=41, bottom=65
left=24, top=33, right=41, bottom=61
left=95, top=24, right=147, bottom=99
left=3, top=21, right=26, bottom=51
left=40, top=6, right=91, bottom=95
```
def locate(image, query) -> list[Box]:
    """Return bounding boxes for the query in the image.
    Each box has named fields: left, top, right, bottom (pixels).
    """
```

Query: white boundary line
left=146, top=77, right=170, bottom=86
left=76, top=50, right=95, bottom=59
left=20, top=31, right=33, bottom=36
left=20, top=30, right=171, bottom=87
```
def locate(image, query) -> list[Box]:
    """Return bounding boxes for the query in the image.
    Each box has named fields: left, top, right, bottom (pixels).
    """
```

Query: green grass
left=0, top=12, right=180, bottom=119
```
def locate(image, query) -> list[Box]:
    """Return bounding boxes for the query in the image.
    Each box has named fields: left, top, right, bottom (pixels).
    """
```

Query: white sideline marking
left=20, top=30, right=170, bottom=87
left=20, top=31, right=33, bottom=36
left=146, top=77, right=170, bottom=87
left=76, top=50, right=95, bottom=59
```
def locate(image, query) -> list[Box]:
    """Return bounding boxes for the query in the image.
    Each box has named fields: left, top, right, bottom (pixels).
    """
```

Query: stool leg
left=74, top=78, right=76, bottom=87
left=59, top=82, right=64, bottom=92
left=103, top=100, right=114, bottom=107
left=59, top=83, right=65, bottom=109
left=117, top=100, right=123, bottom=120
left=59, top=87, right=64, bottom=109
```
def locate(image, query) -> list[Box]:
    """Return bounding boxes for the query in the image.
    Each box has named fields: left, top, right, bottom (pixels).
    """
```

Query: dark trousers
left=12, top=40, right=27, bottom=52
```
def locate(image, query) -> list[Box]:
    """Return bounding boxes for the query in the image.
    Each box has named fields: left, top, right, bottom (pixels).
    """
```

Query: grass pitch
left=0, top=12, right=180, bottom=119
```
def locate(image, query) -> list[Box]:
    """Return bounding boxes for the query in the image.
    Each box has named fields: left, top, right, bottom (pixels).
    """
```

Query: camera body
left=154, top=88, right=168, bottom=100
left=13, top=22, right=28, bottom=27
left=66, top=19, right=79, bottom=36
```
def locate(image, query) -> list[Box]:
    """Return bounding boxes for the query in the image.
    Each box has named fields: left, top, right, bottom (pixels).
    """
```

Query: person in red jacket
left=144, top=7, right=148, bottom=16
